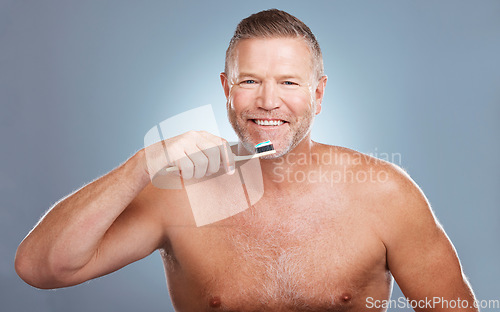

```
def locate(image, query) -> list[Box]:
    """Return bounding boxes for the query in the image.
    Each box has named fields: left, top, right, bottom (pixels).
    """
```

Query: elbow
left=15, top=243, right=71, bottom=289
left=14, top=246, right=47, bottom=289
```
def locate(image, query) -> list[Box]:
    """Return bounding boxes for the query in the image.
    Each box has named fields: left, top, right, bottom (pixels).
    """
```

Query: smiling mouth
left=251, top=119, right=287, bottom=126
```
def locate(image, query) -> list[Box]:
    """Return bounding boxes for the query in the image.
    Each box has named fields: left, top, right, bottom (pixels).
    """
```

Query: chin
left=262, top=141, right=296, bottom=158
left=259, top=152, right=283, bottom=160
left=270, top=147, right=293, bottom=158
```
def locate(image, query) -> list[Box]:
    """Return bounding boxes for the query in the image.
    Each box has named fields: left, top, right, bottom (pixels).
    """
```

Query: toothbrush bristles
left=255, top=141, right=274, bottom=154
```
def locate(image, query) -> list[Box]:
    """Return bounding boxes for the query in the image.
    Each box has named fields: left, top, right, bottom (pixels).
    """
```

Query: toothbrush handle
left=234, top=150, right=275, bottom=161
left=164, top=150, right=276, bottom=172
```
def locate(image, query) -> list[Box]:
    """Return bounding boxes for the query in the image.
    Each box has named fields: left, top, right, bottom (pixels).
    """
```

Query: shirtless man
left=15, top=9, right=478, bottom=312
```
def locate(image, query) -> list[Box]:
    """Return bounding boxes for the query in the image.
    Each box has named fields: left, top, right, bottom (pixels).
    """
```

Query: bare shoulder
left=314, top=142, right=421, bottom=191
left=313, top=143, right=408, bottom=184
left=314, top=142, right=437, bottom=235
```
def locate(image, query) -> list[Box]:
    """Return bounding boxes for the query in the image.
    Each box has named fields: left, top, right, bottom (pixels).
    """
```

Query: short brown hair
left=225, top=9, right=324, bottom=80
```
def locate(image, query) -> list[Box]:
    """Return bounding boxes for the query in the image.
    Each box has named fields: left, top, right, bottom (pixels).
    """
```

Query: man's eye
left=283, top=81, right=296, bottom=85
left=242, top=80, right=256, bottom=84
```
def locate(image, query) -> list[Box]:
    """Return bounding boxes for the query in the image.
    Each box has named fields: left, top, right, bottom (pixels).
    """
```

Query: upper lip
left=250, top=117, right=288, bottom=122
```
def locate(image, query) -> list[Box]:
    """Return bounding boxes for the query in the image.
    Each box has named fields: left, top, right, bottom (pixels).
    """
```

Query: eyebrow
left=237, top=72, right=304, bottom=80
left=237, top=72, right=260, bottom=78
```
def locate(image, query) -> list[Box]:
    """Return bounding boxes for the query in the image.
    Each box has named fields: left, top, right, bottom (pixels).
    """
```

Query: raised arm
left=379, top=165, right=478, bottom=312
left=15, top=131, right=234, bottom=289
left=14, top=151, right=163, bottom=289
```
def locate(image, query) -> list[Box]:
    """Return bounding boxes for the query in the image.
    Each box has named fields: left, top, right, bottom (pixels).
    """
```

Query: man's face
left=221, top=37, right=326, bottom=157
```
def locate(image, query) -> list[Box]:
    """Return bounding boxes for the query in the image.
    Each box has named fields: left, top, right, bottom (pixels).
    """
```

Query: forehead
left=231, top=37, right=313, bottom=77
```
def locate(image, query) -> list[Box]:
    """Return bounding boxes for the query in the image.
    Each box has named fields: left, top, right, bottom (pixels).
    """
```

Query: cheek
left=282, top=90, right=313, bottom=114
left=229, top=88, right=255, bottom=111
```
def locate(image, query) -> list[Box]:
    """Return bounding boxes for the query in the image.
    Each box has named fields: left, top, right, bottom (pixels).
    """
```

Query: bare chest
left=163, top=192, right=390, bottom=311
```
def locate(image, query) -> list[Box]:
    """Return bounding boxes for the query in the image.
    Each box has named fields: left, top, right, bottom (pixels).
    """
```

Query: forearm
left=15, top=150, right=150, bottom=286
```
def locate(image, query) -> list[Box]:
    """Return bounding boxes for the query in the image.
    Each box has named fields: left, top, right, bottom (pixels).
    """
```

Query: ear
left=314, top=75, right=327, bottom=115
left=220, top=72, right=230, bottom=99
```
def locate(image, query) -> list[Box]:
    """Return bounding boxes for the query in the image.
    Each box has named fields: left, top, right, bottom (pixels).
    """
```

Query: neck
left=253, top=137, right=318, bottom=192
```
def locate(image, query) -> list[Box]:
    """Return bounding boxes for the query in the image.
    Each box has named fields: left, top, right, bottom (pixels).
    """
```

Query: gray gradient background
left=1, top=0, right=499, bottom=311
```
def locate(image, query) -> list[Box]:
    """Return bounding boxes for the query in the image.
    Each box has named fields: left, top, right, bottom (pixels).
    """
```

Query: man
left=16, top=9, right=478, bottom=311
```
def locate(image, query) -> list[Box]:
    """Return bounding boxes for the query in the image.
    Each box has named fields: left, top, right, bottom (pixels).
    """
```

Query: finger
left=196, top=140, right=221, bottom=175
left=197, top=131, right=234, bottom=174
left=195, top=131, right=236, bottom=174
left=176, top=155, right=194, bottom=180
left=184, top=145, right=209, bottom=179
left=219, top=138, right=235, bottom=174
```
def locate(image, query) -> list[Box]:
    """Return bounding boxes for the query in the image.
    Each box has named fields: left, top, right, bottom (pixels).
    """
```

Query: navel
left=209, top=296, right=222, bottom=308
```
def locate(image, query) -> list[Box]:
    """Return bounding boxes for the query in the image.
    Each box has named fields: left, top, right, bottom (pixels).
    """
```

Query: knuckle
left=192, top=130, right=203, bottom=138
left=205, top=147, right=219, bottom=157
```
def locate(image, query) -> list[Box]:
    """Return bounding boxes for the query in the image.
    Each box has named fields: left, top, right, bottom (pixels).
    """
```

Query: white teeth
left=254, top=119, right=284, bottom=126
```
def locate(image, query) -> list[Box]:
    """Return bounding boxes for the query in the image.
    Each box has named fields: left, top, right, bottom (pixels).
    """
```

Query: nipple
left=209, top=296, right=222, bottom=308
left=341, top=293, right=352, bottom=303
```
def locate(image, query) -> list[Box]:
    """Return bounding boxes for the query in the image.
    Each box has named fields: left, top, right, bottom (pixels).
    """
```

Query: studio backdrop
left=1, top=1, right=499, bottom=311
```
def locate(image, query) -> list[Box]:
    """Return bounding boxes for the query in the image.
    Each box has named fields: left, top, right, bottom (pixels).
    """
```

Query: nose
left=257, top=81, right=281, bottom=110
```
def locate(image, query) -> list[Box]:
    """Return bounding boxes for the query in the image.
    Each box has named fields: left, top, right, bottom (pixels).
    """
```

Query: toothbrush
left=164, top=140, right=275, bottom=172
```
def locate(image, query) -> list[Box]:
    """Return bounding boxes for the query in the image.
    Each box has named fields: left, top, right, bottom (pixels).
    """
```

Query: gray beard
left=232, top=117, right=315, bottom=159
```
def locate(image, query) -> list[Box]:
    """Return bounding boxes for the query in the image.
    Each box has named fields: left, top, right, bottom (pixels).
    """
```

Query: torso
left=155, top=145, right=394, bottom=311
